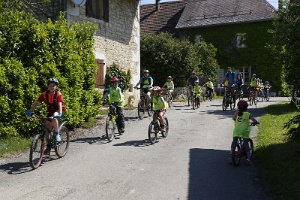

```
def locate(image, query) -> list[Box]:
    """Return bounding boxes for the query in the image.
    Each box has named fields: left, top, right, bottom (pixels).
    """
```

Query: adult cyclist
left=187, top=71, right=199, bottom=106
left=134, top=70, right=153, bottom=111
left=222, top=67, right=237, bottom=105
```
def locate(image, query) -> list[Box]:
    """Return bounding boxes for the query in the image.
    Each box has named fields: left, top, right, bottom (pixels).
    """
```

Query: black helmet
left=47, top=78, right=59, bottom=85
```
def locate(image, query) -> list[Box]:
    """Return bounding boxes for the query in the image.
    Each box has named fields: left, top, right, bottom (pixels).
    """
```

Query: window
left=235, top=33, right=247, bottom=48
left=86, top=0, right=109, bottom=22
left=238, top=66, right=251, bottom=84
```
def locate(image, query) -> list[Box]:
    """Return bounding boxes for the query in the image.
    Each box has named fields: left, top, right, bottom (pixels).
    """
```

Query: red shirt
left=38, top=90, right=66, bottom=114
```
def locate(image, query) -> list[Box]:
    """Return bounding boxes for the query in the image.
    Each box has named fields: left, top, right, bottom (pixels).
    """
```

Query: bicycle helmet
left=47, top=78, right=59, bottom=85
left=237, top=100, right=248, bottom=110
left=265, top=81, right=269, bottom=84
left=195, top=80, right=199, bottom=83
left=110, top=77, right=119, bottom=82
left=143, top=70, right=149, bottom=73
left=153, top=86, right=162, bottom=92
left=252, top=74, right=256, bottom=76
left=208, top=78, right=211, bottom=81
left=167, top=76, right=172, bottom=79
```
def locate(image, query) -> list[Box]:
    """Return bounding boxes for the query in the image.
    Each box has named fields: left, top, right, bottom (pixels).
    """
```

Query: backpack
left=45, top=90, right=57, bottom=109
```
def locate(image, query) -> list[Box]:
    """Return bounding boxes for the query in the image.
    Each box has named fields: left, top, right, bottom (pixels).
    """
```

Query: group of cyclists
left=26, top=68, right=270, bottom=165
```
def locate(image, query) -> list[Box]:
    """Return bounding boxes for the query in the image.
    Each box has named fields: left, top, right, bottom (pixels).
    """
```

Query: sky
left=140, top=0, right=279, bottom=9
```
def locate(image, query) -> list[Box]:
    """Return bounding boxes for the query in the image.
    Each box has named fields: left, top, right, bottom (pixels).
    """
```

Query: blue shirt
left=187, top=76, right=199, bottom=87
left=225, top=72, right=236, bottom=85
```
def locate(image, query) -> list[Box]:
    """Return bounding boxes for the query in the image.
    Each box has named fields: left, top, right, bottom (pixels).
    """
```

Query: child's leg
left=230, top=137, right=239, bottom=154
left=242, top=138, right=251, bottom=159
left=116, top=106, right=125, bottom=130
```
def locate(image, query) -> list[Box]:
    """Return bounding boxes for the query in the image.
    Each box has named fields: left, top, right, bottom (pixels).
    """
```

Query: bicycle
left=148, top=110, right=169, bottom=144
left=29, top=114, right=69, bottom=169
left=235, top=85, right=244, bottom=100
left=162, top=88, right=173, bottom=108
left=248, top=89, right=257, bottom=106
left=231, top=123, right=258, bottom=166
left=202, top=86, right=213, bottom=101
left=257, top=88, right=264, bottom=102
left=187, top=85, right=193, bottom=106
left=192, top=92, right=200, bottom=110
left=105, top=102, right=123, bottom=142
left=221, top=85, right=235, bottom=111
left=135, top=87, right=153, bottom=119
left=263, top=88, right=270, bottom=101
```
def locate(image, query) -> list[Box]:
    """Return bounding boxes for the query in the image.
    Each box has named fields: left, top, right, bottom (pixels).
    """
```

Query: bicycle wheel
left=105, top=116, right=116, bottom=142
left=232, top=144, right=241, bottom=166
left=222, top=96, right=227, bottom=111
left=147, top=101, right=154, bottom=117
left=29, top=134, right=45, bottom=169
left=161, top=117, right=169, bottom=138
left=148, top=121, right=158, bottom=144
left=248, top=139, right=254, bottom=158
left=138, top=100, right=145, bottom=119
left=192, top=97, right=195, bottom=110
left=55, top=126, right=70, bottom=158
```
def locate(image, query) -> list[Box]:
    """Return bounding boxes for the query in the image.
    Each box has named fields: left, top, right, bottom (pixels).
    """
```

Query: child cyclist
left=162, top=76, right=174, bottom=99
left=202, top=78, right=214, bottom=99
left=229, top=100, right=259, bottom=164
left=193, top=80, right=201, bottom=106
left=152, top=86, right=167, bottom=131
left=26, top=78, right=66, bottom=143
left=101, top=77, right=125, bottom=133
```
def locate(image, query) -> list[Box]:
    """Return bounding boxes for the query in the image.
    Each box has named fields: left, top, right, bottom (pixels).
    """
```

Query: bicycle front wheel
left=55, top=126, right=70, bottom=158
left=106, top=116, right=116, bottom=142
left=148, top=121, right=158, bottom=144
left=232, top=144, right=241, bottom=166
left=138, top=100, right=145, bottom=119
left=161, top=117, right=169, bottom=138
left=29, top=134, right=45, bottom=169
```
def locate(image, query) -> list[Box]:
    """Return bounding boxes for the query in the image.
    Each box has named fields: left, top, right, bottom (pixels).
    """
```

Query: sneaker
left=55, top=133, right=61, bottom=142
left=120, top=128, right=125, bottom=133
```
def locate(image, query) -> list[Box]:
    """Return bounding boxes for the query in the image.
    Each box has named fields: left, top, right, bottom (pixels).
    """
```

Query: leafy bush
left=104, top=63, right=131, bottom=92
left=0, top=1, right=101, bottom=136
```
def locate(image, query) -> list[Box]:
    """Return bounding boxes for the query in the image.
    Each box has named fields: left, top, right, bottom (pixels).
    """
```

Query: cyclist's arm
left=161, top=97, right=167, bottom=110
left=162, top=82, right=167, bottom=88
left=28, top=100, right=41, bottom=112
left=250, top=114, right=259, bottom=124
left=118, top=89, right=123, bottom=103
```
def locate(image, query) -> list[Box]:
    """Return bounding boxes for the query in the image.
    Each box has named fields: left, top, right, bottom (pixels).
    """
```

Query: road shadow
left=188, top=148, right=274, bottom=200
left=0, top=153, right=59, bottom=174
left=113, top=139, right=151, bottom=147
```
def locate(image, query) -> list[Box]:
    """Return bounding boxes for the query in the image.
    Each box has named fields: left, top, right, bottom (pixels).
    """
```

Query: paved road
left=0, top=97, right=288, bottom=200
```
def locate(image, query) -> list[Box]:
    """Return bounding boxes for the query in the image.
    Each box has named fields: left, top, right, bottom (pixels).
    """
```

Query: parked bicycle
left=231, top=123, right=258, bottom=166
left=162, top=88, right=173, bottom=108
left=148, top=110, right=169, bottom=144
left=135, top=87, right=153, bottom=119
left=105, top=102, right=124, bottom=142
left=29, top=114, right=69, bottom=169
left=221, top=85, right=235, bottom=111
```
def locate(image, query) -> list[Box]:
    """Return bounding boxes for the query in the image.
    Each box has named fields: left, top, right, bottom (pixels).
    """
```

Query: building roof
left=176, top=0, right=276, bottom=29
left=140, top=1, right=187, bottom=36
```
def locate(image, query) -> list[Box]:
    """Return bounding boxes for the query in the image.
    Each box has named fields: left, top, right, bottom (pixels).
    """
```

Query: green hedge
left=0, top=2, right=101, bottom=137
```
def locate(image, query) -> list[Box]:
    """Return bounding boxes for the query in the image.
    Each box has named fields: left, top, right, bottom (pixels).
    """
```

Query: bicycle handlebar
left=250, top=122, right=260, bottom=126
left=29, top=113, right=55, bottom=121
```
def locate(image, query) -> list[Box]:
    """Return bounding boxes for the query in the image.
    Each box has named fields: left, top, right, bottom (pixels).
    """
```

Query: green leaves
left=0, top=1, right=100, bottom=136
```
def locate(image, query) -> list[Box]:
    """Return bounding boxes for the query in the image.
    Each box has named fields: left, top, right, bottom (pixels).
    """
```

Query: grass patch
left=256, top=102, right=300, bottom=199
left=0, top=136, right=32, bottom=157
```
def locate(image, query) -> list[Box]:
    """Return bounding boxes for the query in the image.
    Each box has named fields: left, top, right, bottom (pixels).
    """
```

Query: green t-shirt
left=193, top=86, right=201, bottom=96
left=233, top=112, right=251, bottom=138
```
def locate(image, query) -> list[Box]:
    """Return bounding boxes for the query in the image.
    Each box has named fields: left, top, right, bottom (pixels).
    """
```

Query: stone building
left=23, top=0, right=141, bottom=106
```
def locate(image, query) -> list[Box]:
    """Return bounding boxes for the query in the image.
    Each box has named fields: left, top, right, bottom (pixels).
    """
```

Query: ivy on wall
left=186, top=21, right=281, bottom=90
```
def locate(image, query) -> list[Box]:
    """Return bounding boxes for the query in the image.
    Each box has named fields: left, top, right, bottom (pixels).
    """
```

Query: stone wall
left=66, top=0, right=140, bottom=106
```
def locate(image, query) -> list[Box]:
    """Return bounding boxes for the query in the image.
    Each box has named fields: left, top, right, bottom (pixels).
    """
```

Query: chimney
left=156, top=0, right=160, bottom=11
